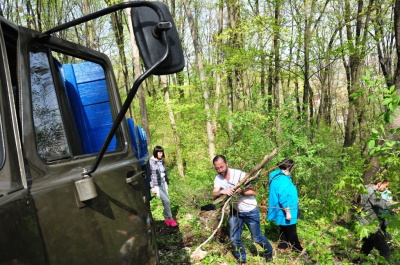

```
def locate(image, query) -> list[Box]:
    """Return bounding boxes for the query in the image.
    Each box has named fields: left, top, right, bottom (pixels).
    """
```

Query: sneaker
left=169, top=219, right=178, bottom=227
left=164, top=219, right=171, bottom=226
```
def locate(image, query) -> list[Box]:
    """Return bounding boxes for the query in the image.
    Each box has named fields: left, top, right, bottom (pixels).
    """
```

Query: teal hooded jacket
left=267, top=169, right=299, bottom=226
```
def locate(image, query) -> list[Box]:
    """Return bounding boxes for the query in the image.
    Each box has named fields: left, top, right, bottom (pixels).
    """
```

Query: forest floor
left=151, top=202, right=400, bottom=265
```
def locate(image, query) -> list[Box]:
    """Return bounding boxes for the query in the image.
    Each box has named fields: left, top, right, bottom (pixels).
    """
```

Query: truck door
left=0, top=20, right=47, bottom=265
left=13, top=26, right=157, bottom=265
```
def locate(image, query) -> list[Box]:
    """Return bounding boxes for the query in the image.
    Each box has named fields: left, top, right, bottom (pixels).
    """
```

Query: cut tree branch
left=213, top=148, right=277, bottom=204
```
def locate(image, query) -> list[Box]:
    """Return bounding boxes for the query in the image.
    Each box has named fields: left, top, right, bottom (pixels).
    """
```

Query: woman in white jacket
left=149, top=146, right=178, bottom=227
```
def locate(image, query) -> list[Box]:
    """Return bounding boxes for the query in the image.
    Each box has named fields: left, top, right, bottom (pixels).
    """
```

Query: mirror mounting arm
left=153, top=22, right=172, bottom=39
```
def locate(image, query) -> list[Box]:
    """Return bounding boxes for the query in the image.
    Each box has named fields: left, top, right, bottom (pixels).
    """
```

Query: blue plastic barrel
left=63, top=62, right=116, bottom=154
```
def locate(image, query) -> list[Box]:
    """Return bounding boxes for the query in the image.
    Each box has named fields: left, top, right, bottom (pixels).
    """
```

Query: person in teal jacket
left=267, top=158, right=303, bottom=252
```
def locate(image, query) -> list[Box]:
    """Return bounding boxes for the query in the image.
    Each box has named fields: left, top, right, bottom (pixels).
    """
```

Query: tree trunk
left=342, top=0, right=371, bottom=147
left=226, top=0, right=244, bottom=112
left=161, top=75, right=184, bottom=177
left=273, top=1, right=281, bottom=136
left=302, top=9, right=311, bottom=119
left=373, top=2, right=395, bottom=88
left=126, top=7, right=150, bottom=146
left=183, top=0, right=215, bottom=161
left=317, top=29, right=338, bottom=126
left=255, top=0, right=267, bottom=112
left=212, top=0, right=223, bottom=136
left=106, top=0, right=132, bottom=120
left=285, top=19, right=295, bottom=101
left=25, top=0, right=36, bottom=30
left=302, top=0, right=320, bottom=122
left=83, top=0, right=94, bottom=49
left=295, top=38, right=301, bottom=119
left=267, top=52, right=273, bottom=112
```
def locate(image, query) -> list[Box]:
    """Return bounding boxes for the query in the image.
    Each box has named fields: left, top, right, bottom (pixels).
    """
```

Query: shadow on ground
left=154, top=206, right=191, bottom=265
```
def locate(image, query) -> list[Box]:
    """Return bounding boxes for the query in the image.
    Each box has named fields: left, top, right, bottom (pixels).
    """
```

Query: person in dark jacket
left=353, top=179, right=397, bottom=263
left=149, top=146, right=178, bottom=227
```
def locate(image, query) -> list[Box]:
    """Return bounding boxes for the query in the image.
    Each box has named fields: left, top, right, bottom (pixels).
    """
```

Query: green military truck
left=0, top=2, right=184, bottom=264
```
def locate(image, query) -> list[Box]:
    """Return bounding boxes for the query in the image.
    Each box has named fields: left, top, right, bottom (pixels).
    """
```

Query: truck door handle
left=126, top=171, right=144, bottom=184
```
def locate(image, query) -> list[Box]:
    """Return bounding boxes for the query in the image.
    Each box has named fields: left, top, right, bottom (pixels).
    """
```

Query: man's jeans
left=229, top=206, right=273, bottom=262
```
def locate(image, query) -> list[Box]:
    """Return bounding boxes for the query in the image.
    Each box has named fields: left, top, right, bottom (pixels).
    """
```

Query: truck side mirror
left=131, top=2, right=184, bottom=75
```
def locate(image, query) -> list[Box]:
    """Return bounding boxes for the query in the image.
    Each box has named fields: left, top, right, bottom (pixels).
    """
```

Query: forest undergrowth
left=150, top=176, right=400, bottom=265
left=146, top=86, right=400, bottom=265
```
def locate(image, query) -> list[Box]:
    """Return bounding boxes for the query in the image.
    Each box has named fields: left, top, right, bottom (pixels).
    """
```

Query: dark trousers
left=361, top=230, right=391, bottom=262
left=278, top=224, right=303, bottom=252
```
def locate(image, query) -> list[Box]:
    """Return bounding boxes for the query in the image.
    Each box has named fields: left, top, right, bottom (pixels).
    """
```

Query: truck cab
left=0, top=2, right=183, bottom=264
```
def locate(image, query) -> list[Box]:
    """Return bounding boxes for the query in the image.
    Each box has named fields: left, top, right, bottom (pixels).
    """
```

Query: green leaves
left=330, top=175, right=365, bottom=219
left=349, top=89, right=366, bottom=101
left=363, top=70, right=400, bottom=157
left=380, top=85, right=400, bottom=123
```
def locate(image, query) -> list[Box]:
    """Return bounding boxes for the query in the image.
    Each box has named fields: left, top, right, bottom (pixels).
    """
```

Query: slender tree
left=226, top=0, right=245, bottom=112
left=105, top=0, right=132, bottom=120
left=126, top=7, right=150, bottom=146
left=316, top=27, right=339, bottom=126
left=160, top=75, right=185, bottom=177
left=183, top=0, right=215, bottom=161
left=211, top=0, right=224, bottom=138
left=272, top=0, right=281, bottom=135
left=341, top=0, right=373, bottom=147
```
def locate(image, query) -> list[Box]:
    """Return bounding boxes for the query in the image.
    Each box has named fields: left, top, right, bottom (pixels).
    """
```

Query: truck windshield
left=29, top=50, right=118, bottom=162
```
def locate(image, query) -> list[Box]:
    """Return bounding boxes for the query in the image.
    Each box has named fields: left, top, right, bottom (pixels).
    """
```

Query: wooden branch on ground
left=191, top=196, right=233, bottom=261
left=213, top=148, right=277, bottom=205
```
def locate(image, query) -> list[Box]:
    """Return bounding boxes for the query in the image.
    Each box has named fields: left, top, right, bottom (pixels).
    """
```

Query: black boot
left=265, top=252, right=273, bottom=262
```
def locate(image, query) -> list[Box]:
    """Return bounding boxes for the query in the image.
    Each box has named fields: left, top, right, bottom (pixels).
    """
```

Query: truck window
left=30, top=51, right=70, bottom=160
left=29, top=50, right=119, bottom=162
